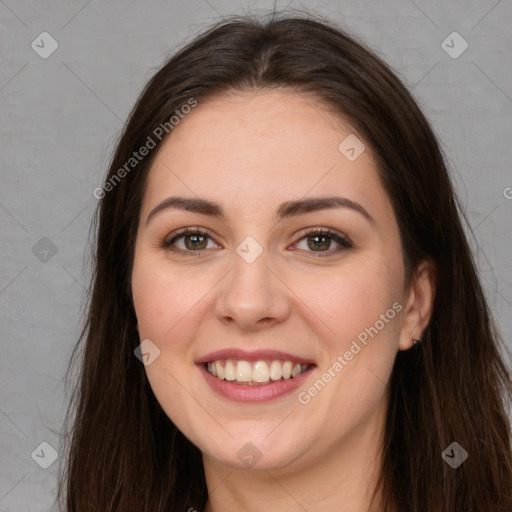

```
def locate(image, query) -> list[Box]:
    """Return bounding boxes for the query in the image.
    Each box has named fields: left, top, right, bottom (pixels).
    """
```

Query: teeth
left=291, top=363, right=302, bottom=378
left=236, top=361, right=252, bottom=382
left=206, top=359, right=310, bottom=385
left=269, top=360, right=282, bottom=381
left=252, top=361, right=269, bottom=383
left=282, top=361, right=292, bottom=379
left=215, top=361, right=224, bottom=380
left=224, top=360, right=236, bottom=381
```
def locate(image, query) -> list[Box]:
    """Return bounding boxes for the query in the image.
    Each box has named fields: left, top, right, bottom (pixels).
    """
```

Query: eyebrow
left=146, top=195, right=375, bottom=226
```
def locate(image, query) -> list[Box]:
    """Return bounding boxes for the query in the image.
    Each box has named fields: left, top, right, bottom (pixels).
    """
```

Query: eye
left=160, top=227, right=219, bottom=255
left=160, top=227, right=353, bottom=257
left=292, top=228, right=353, bottom=257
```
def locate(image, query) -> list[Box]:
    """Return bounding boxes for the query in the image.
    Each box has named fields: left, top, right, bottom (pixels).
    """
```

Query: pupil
left=186, top=234, right=206, bottom=250
left=309, top=235, right=329, bottom=251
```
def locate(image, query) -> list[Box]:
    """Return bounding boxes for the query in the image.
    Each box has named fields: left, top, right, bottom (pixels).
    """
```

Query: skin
left=131, top=90, right=435, bottom=512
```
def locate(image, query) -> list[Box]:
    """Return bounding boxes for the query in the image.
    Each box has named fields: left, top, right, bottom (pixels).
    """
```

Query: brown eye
left=182, top=233, right=208, bottom=250
left=161, top=226, right=352, bottom=258
left=307, top=234, right=332, bottom=251
left=161, top=227, right=218, bottom=254
left=293, top=228, right=353, bottom=257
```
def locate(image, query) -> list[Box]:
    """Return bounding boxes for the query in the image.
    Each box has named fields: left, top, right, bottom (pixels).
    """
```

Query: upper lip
left=196, top=349, right=316, bottom=365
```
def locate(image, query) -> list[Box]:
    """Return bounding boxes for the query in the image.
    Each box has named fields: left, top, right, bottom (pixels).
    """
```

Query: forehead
left=142, top=90, right=389, bottom=220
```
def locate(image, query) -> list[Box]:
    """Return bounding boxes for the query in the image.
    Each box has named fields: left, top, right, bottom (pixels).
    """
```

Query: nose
left=215, top=248, right=291, bottom=332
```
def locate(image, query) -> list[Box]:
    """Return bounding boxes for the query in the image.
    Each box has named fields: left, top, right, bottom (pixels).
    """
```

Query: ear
left=398, top=259, right=436, bottom=351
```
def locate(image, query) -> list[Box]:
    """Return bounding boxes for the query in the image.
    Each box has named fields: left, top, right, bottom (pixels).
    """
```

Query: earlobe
left=412, top=337, right=423, bottom=348
left=398, top=260, right=436, bottom=351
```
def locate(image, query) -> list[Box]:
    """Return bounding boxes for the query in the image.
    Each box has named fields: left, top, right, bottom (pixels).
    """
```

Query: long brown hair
left=56, top=11, right=512, bottom=511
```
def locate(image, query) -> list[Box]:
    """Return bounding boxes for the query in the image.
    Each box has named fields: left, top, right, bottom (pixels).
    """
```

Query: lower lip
left=198, top=364, right=315, bottom=402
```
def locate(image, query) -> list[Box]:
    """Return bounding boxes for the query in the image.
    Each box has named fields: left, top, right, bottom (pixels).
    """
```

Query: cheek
left=131, top=256, right=208, bottom=428
left=131, top=255, right=207, bottom=341
left=291, top=256, right=403, bottom=403
left=296, top=261, right=401, bottom=340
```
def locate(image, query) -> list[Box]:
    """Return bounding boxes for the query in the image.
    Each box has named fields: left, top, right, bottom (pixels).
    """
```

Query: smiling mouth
left=205, top=359, right=313, bottom=386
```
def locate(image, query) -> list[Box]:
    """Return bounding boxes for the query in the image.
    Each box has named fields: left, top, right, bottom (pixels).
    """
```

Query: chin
left=197, top=428, right=310, bottom=472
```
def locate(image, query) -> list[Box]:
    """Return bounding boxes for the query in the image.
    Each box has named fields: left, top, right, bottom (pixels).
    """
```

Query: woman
left=56, top=12, right=512, bottom=512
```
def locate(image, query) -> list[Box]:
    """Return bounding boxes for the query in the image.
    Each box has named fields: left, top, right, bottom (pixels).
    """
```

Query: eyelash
left=160, top=226, right=353, bottom=258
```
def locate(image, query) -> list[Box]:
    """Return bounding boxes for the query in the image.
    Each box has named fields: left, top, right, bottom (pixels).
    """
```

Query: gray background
left=0, top=0, right=511, bottom=510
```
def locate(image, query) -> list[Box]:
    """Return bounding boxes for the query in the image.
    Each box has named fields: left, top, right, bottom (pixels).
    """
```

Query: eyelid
left=161, top=226, right=353, bottom=256
left=161, top=226, right=218, bottom=250
left=292, top=226, right=352, bottom=246
left=289, top=227, right=353, bottom=257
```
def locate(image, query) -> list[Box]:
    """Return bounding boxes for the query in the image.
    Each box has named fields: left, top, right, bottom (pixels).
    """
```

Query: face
left=131, top=90, right=414, bottom=472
